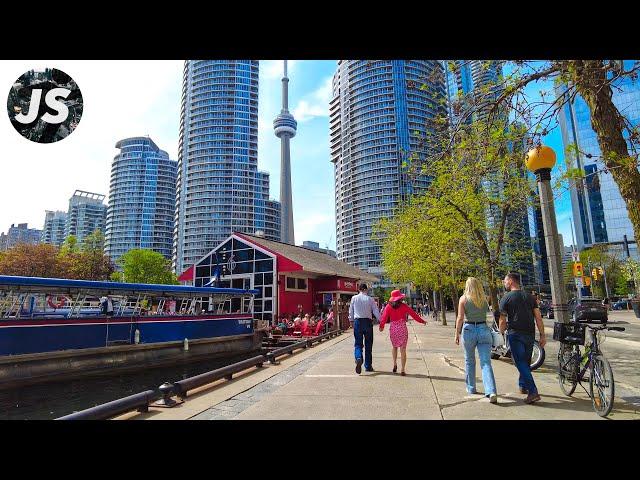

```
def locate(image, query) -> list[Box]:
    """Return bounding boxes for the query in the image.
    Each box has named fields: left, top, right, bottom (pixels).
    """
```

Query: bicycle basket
left=553, top=322, right=585, bottom=345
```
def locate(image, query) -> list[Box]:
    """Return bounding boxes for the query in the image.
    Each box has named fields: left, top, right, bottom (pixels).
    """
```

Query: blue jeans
left=507, top=331, right=538, bottom=395
left=461, top=323, right=497, bottom=395
left=353, top=318, right=373, bottom=369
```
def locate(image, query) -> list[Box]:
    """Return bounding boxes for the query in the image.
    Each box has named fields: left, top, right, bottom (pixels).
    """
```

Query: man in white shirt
left=349, top=283, right=381, bottom=374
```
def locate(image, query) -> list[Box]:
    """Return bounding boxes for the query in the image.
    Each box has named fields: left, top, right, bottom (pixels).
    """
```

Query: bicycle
left=555, top=321, right=625, bottom=417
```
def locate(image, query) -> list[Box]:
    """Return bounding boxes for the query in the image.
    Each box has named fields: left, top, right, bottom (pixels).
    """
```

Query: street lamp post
left=525, top=145, right=569, bottom=325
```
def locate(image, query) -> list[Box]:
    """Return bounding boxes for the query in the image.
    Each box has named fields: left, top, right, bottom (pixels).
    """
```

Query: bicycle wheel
left=530, top=341, right=545, bottom=371
left=558, top=346, right=577, bottom=396
left=590, top=354, right=615, bottom=417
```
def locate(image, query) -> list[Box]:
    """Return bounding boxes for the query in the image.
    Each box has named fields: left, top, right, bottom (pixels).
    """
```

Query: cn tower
left=273, top=60, right=297, bottom=245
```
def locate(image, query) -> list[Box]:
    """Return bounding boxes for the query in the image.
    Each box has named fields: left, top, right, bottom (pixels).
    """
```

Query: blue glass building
left=558, top=60, right=639, bottom=258
left=330, top=60, right=447, bottom=274
left=173, top=60, right=281, bottom=274
left=104, top=137, right=177, bottom=264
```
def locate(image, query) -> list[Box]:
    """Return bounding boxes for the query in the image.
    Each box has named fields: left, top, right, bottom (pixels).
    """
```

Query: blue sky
left=0, top=60, right=575, bottom=251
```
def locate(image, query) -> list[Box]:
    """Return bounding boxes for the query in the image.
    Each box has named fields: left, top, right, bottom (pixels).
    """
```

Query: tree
left=77, top=229, right=113, bottom=280
left=621, top=259, right=640, bottom=297
left=0, top=243, right=62, bottom=277
left=115, top=249, right=178, bottom=285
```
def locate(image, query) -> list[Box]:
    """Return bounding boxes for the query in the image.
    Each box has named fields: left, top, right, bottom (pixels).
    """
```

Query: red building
left=178, top=232, right=378, bottom=329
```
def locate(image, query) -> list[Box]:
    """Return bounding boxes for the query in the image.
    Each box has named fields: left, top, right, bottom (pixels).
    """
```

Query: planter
left=631, top=299, right=640, bottom=319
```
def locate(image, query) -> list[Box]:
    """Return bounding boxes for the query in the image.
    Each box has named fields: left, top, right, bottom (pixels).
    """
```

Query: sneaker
left=355, top=358, right=362, bottom=374
left=524, top=393, right=541, bottom=404
left=489, top=394, right=498, bottom=404
left=519, top=387, right=528, bottom=394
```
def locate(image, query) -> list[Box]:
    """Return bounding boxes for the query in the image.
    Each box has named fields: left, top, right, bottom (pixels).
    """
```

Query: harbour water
left=0, top=352, right=258, bottom=420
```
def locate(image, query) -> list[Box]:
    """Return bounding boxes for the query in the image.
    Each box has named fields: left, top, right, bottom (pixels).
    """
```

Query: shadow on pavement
left=494, top=392, right=636, bottom=417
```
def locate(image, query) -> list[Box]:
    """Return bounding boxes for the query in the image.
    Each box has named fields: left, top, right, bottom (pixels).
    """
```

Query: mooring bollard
left=153, top=382, right=179, bottom=408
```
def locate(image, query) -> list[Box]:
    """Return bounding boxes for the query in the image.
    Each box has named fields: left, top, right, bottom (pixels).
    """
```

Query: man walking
left=498, top=272, right=547, bottom=404
left=349, top=284, right=381, bottom=374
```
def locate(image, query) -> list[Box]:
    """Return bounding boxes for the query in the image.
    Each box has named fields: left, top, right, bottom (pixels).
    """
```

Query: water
left=0, top=352, right=259, bottom=420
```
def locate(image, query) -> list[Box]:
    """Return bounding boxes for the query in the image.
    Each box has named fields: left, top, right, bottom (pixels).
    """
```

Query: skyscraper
left=173, top=60, right=281, bottom=274
left=330, top=60, right=447, bottom=275
left=65, top=190, right=107, bottom=244
left=557, top=60, right=639, bottom=258
left=273, top=60, right=297, bottom=245
left=105, top=136, right=177, bottom=264
left=42, top=210, right=68, bottom=247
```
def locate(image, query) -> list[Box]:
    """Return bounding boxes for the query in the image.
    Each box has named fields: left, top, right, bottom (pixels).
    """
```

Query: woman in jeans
left=455, top=277, right=498, bottom=403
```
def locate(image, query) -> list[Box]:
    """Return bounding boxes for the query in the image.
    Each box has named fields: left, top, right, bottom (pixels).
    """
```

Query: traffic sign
left=575, top=277, right=584, bottom=288
left=572, top=251, right=580, bottom=262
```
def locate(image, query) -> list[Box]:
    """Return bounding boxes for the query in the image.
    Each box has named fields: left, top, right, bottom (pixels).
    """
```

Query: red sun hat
left=389, top=290, right=405, bottom=302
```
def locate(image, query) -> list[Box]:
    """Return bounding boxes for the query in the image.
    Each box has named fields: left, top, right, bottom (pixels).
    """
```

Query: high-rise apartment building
left=330, top=60, right=448, bottom=275
left=0, top=223, right=42, bottom=251
left=557, top=60, right=639, bottom=258
left=105, top=137, right=177, bottom=264
left=65, top=190, right=107, bottom=244
left=173, top=60, right=280, bottom=274
left=42, top=211, right=68, bottom=247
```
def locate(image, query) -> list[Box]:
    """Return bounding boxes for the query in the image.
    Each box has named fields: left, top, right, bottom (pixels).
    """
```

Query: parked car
left=568, top=297, right=608, bottom=323
left=612, top=299, right=632, bottom=310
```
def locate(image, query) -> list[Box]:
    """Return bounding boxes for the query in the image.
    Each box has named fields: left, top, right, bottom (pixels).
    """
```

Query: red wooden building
left=178, top=232, right=378, bottom=329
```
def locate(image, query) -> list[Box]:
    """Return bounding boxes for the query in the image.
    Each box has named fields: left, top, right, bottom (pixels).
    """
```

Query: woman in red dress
left=379, top=290, right=427, bottom=375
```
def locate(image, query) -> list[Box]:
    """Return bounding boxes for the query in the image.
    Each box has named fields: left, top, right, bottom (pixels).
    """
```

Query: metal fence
left=56, top=329, right=342, bottom=420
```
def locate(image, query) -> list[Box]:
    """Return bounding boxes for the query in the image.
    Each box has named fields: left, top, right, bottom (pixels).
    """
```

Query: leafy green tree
left=115, top=249, right=178, bottom=285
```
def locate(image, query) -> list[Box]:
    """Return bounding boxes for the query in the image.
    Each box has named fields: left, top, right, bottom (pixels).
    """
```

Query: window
left=285, top=276, right=308, bottom=292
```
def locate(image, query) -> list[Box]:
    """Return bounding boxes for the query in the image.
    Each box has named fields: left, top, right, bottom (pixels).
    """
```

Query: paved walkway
left=124, top=314, right=639, bottom=420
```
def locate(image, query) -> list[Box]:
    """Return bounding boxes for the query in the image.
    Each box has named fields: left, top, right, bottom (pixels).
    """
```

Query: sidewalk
left=128, top=314, right=639, bottom=420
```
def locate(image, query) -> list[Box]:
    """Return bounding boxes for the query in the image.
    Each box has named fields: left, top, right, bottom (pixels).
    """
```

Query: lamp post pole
left=526, top=146, right=569, bottom=325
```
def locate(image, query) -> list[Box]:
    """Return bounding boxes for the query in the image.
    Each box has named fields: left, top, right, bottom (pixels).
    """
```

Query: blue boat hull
left=0, top=314, right=254, bottom=356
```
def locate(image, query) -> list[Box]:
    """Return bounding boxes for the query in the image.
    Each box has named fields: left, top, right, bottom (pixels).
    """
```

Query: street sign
left=572, top=251, right=580, bottom=262
left=575, top=277, right=583, bottom=288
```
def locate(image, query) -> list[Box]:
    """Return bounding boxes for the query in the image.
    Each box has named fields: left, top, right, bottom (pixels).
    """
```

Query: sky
left=0, top=60, right=575, bottom=251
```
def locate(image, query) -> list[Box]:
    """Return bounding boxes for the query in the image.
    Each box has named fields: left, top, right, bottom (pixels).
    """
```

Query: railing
left=56, top=329, right=343, bottom=420
left=56, top=390, right=156, bottom=420
left=173, top=354, right=265, bottom=399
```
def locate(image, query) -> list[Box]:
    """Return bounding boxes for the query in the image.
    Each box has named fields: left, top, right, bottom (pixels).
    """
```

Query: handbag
left=491, top=329, right=505, bottom=348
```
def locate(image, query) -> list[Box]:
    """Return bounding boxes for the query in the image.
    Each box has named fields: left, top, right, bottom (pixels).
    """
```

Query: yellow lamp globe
left=525, top=145, right=556, bottom=172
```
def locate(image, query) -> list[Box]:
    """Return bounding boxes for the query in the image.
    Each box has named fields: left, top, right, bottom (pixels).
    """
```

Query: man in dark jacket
left=498, top=272, right=547, bottom=404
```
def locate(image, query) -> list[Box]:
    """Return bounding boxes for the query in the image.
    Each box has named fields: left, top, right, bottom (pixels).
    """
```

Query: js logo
left=7, top=68, right=83, bottom=143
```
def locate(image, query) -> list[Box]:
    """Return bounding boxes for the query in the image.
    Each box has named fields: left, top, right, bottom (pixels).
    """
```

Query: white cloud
left=291, top=76, right=333, bottom=122
left=293, top=100, right=328, bottom=122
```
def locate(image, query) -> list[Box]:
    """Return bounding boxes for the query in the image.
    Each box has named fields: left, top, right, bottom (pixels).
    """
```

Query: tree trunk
left=451, top=284, right=459, bottom=316
left=571, top=60, right=640, bottom=243
left=487, top=262, right=500, bottom=314
left=439, top=288, right=447, bottom=325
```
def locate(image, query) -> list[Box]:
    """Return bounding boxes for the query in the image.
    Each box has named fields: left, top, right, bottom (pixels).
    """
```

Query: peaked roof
left=235, top=233, right=378, bottom=282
